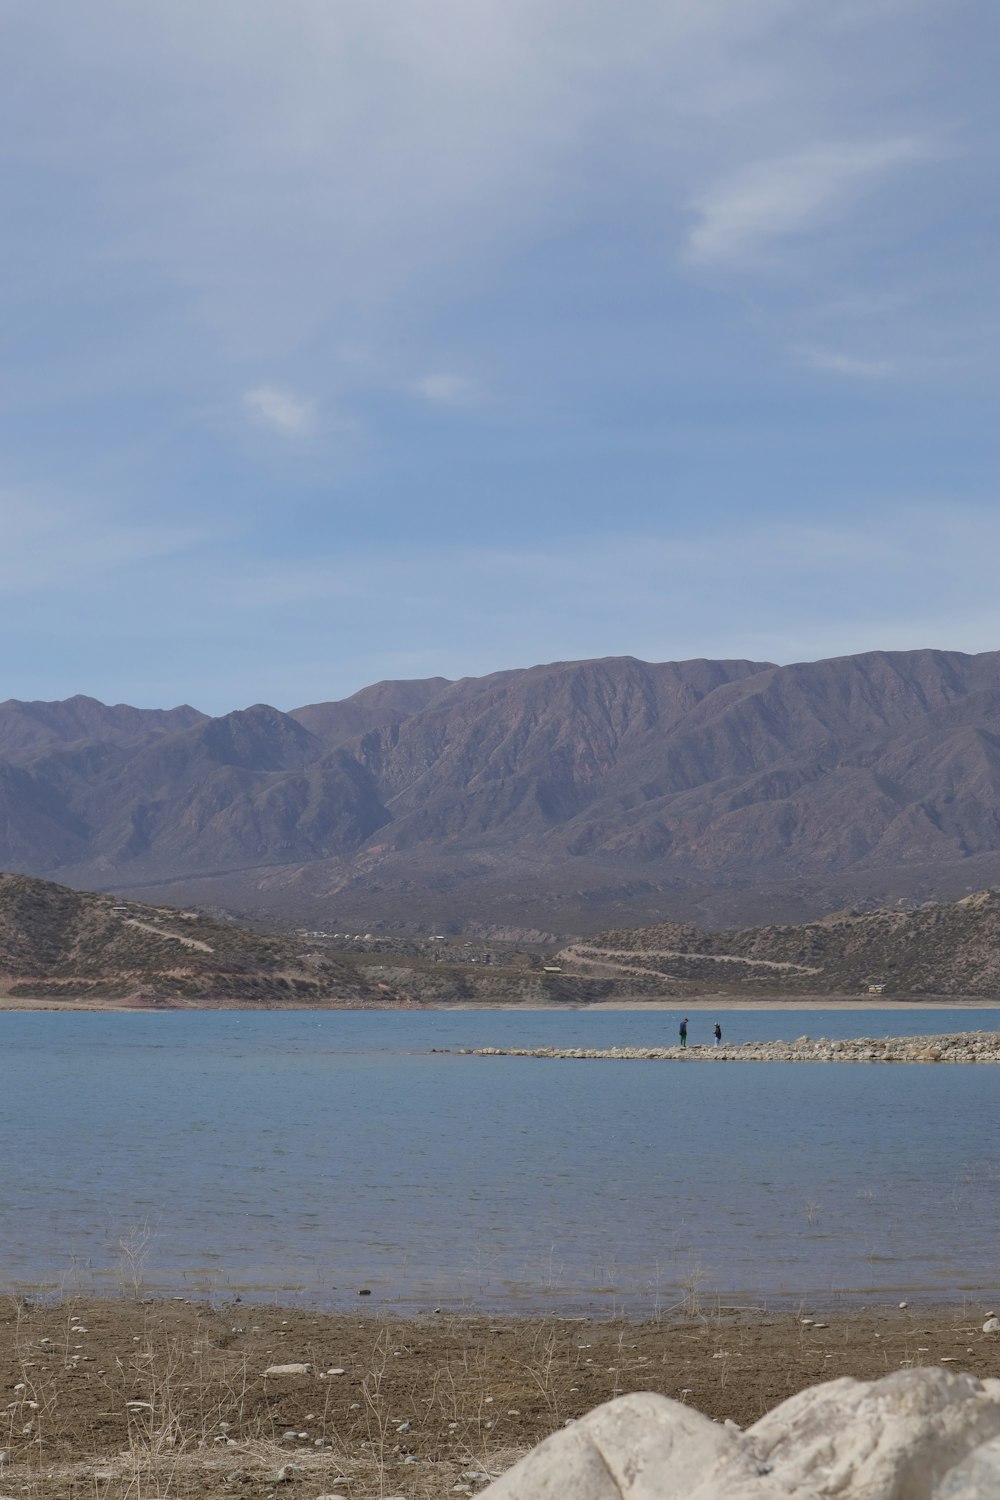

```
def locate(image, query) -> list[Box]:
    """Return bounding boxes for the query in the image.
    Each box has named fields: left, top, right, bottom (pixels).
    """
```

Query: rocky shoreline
left=3, top=1296, right=998, bottom=1498
left=459, top=1030, right=1000, bottom=1063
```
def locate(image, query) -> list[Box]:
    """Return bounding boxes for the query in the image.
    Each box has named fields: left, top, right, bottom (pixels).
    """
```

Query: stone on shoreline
left=466, top=1031, right=1000, bottom=1065
left=480, top=1368, right=1000, bottom=1498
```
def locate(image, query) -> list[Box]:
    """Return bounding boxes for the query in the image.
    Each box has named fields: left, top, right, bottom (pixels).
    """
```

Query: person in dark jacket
left=714, top=1023, right=722, bottom=1046
left=679, top=1017, right=688, bottom=1048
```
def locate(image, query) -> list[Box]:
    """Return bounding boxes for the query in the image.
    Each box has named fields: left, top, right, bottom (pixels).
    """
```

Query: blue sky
left=2, top=0, right=997, bottom=713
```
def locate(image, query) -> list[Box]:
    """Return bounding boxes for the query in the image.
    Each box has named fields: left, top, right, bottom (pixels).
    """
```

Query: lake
left=1, top=1007, right=998, bottom=1313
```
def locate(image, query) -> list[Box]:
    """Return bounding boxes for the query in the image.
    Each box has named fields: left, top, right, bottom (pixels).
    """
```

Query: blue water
left=1, top=1008, right=998, bottom=1312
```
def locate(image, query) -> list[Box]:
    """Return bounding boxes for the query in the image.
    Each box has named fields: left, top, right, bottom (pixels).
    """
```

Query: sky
left=1, top=0, right=998, bottom=714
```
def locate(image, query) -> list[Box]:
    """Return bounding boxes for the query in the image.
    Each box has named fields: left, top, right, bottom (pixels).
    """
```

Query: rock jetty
left=480, top=1368, right=1000, bottom=1499
left=461, top=1031, right=1000, bottom=1064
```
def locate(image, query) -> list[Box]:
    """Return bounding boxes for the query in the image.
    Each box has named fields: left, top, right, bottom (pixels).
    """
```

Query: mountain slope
left=563, top=888, right=1000, bottom=997
left=0, top=873, right=396, bottom=1005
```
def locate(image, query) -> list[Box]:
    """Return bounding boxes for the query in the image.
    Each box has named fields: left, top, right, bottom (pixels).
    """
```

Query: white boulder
left=480, top=1368, right=1000, bottom=1499
left=748, top=1368, right=1000, bottom=1497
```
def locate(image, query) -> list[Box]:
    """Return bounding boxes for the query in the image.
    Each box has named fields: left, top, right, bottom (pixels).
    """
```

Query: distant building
left=867, top=983, right=886, bottom=995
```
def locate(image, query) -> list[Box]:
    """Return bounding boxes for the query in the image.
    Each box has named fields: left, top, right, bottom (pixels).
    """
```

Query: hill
left=563, top=889, right=1000, bottom=998
left=0, top=874, right=403, bottom=1006
left=9, top=649, right=1000, bottom=930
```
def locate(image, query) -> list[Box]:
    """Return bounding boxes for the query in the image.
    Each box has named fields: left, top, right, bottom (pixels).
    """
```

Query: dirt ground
left=1, top=1297, right=999, bottom=1498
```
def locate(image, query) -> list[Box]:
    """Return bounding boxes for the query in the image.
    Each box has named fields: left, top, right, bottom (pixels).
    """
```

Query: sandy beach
left=3, top=1295, right=998, bottom=1498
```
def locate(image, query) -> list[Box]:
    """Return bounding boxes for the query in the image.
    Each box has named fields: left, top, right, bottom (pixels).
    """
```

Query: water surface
left=2, top=1008, right=997, bottom=1312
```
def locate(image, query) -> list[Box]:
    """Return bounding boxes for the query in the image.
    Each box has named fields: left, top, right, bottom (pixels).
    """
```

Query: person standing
left=713, top=1023, right=722, bottom=1046
left=679, top=1017, right=688, bottom=1048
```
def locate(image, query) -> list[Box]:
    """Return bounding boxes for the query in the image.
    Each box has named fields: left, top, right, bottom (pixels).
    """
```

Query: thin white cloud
left=410, top=372, right=479, bottom=407
left=798, top=348, right=897, bottom=379
left=243, top=385, right=315, bottom=436
left=687, top=137, right=933, bottom=267
left=0, top=489, right=205, bottom=593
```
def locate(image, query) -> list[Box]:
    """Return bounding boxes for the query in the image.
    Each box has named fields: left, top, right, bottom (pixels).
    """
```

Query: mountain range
left=6, top=648, right=1000, bottom=932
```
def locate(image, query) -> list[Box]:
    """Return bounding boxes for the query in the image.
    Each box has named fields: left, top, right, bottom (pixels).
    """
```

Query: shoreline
left=464, top=1031, right=1000, bottom=1064
left=1, top=995, right=999, bottom=1013
left=2, top=1294, right=998, bottom=1499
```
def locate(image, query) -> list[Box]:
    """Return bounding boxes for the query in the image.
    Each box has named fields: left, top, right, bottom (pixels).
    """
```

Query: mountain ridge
left=7, top=649, right=1000, bottom=931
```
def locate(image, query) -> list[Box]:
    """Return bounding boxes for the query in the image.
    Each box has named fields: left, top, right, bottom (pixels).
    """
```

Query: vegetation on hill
left=0, top=874, right=399, bottom=1005
left=564, top=890, right=1000, bottom=997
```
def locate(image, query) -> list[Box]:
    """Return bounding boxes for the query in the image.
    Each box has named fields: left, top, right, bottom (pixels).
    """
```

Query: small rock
left=327, top=1367, right=347, bottom=1376
left=266, top=1464, right=299, bottom=1483
left=358, top=1288, right=372, bottom=1296
left=264, top=1362, right=313, bottom=1377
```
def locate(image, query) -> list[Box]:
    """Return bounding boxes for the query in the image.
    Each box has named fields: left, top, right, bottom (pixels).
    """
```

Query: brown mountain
left=8, top=650, right=1000, bottom=932
left=0, top=873, right=396, bottom=1005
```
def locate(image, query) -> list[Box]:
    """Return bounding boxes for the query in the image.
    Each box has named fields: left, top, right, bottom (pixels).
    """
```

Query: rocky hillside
left=565, top=889, right=1000, bottom=997
left=9, top=648, right=1000, bottom=930
left=0, top=874, right=401, bottom=1005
